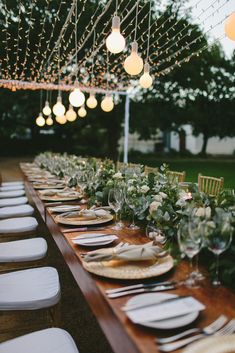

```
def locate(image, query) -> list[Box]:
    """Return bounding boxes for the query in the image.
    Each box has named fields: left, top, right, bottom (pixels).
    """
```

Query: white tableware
left=182, top=334, right=235, bottom=353
left=49, top=205, right=81, bottom=213
left=72, top=233, right=118, bottom=247
left=125, top=293, right=200, bottom=329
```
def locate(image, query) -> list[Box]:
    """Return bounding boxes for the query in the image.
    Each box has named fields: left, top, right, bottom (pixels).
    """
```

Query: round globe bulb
left=69, top=88, right=85, bottom=107
left=36, top=113, right=45, bottom=127
left=139, top=62, right=153, bottom=89
left=106, top=16, right=125, bottom=54
left=46, top=115, right=53, bottom=126
left=86, top=94, right=98, bottom=109
left=66, top=105, right=77, bottom=122
left=53, top=96, right=66, bottom=116
left=124, top=41, right=143, bottom=76
left=101, top=95, right=114, bottom=112
left=42, top=101, right=51, bottom=116
left=78, top=105, right=87, bottom=118
left=55, top=115, right=67, bottom=125
left=225, top=12, right=235, bottom=40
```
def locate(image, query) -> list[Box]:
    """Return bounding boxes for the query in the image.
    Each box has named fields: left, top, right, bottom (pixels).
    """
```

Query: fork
left=158, top=318, right=235, bottom=352
left=157, top=314, right=227, bottom=344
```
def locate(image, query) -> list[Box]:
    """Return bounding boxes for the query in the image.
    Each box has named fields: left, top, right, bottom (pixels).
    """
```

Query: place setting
left=38, top=187, right=82, bottom=202
left=54, top=208, right=113, bottom=226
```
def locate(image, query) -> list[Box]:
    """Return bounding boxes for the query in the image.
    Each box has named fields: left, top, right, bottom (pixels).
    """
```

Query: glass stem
left=215, top=254, right=220, bottom=283
left=195, top=254, right=199, bottom=273
left=116, top=210, right=119, bottom=225
left=132, top=210, right=135, bottom=226
left=189, top=256, right=193, bottom=277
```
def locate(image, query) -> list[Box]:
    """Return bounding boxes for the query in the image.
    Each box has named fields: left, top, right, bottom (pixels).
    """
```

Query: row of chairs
left=0, top=179, right=79, bottom=352
left=116, top=162, right=224, bottom=196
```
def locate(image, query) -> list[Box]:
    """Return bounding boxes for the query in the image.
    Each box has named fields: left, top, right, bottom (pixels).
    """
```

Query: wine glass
left=108, top=188, right=123, bottom=230
left=188, top=217, right=205, bottom=281
left=205, top=230, right=232, bottom=286
left=76, top=172, right=87, bottom=196
left=178, top=221, right=202, bottom=288
left=125, top=193, right=149, bottom=230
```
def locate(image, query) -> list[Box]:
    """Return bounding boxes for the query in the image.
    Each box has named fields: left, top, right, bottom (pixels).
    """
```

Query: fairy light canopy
left=0, top=0, right=233, bottom=94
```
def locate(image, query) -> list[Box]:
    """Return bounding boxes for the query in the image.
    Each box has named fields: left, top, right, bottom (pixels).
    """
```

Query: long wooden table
left=23, top=174, right=235, bottom=353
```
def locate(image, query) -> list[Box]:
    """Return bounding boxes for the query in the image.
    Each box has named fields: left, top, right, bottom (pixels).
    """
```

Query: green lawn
left=130, top=156, right=235, bottom=189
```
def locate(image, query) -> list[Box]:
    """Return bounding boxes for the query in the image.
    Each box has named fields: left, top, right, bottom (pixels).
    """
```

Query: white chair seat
left=0, top=328, right=79, bottom=353
left=1, top=181, right=23, bottom=187
left=0, top=205, right=34, bottom=219
left=0, top=217, right=38, bottom=233
left=0, top=197, right=28, bottom=208
left=0, top=190, right=25, bottom=199
left=0, top=238, right=47, bottom=262
left=0, top=185, right=24, bottom=191
left=0, top=267, right=60, bottom=310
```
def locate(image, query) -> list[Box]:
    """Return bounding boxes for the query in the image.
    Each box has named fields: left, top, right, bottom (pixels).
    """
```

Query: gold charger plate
left=82, top=254, right=174, bottom=279
left=182, top=334, right=235, bottom=353
left=54, top=213, right=113, bottom=226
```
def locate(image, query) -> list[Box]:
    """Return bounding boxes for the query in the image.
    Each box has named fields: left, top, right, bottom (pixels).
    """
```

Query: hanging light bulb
left=42, top=101, right=51, bottom=116
left=69, top=87, right=85, bottom=107
left=106, top=16, right=126, bottom=54
left=46, top=115, right=53, bottom=126
left=36, top=113, right=45, bottom=127
left=225, top=12, right=235, bottom=40
left=101, top=95, right=114, bottom=112
left=55, top=115, right=67, bottom=125
left=53, top=96, right=65, bottom=116
left=86, top=93, right=97, bottom=109
left=139, top=62, right=153, bottom=89
left=66, top=105, right=77, bottom=122
left=124, top=41, right=143, bottom=75
left=78, top=105, right=87, bottom=118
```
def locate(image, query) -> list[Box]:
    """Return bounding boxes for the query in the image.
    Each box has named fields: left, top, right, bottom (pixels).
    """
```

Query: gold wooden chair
left=167, top=170, right=186, bottom=183
left=198, top=174, right=224, bottom=196
left=116, top=161, right=128, bottom=171
left=144, top=166, right=159, bottom=175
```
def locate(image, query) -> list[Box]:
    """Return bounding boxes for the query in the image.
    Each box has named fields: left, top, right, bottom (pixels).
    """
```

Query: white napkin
left=83, top=242, right=167, bottom=262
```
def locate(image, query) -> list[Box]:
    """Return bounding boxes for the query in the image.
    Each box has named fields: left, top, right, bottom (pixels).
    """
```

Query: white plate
left=125, top=293, right=199, bottom=329
left=182, top=334, right=235, bottom=353
left=72, top=233, right=118, bottom=247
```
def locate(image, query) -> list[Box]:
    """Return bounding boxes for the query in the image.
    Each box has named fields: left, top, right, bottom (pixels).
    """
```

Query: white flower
left=205, top=207, right=211, bottom=219
left=127, top=186, right=136, bottom=193
left=195, top=207, right=205, bottom=218
left=154, top=195, right=163, bottom=202
left=113, top=172, right=123, bottom=179
left=159, top=192, right=167, bottom=199
left=140, top=185, right=150, bottom=194
left=149, top=201, right=162, bottom=214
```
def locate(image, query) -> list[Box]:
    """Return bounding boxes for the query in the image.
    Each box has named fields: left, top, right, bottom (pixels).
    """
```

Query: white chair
left=0, top=217, right=38, bottom=234
left=0, top=190, right=25, bottom=199
left=1, top=181, right=24, bottom=187
left=0, top=197, right=28, bottom=208
left=0, top=184, right=24, bottom=191
left=0, top=205, right=34, bottom=219
left=0, top=267, right=60, bottom=310
left=0, top=238, right=47, bottom=263
left=0, top=328, right=79, bottom=353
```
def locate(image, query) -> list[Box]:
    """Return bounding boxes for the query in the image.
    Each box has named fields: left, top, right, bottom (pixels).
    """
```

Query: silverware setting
left=62, top=227, right=106, bottom=233
left=158, top=316, right=235, bottom=352
left=106, top=281, right=177, bottom=295
left=107, top=284, right=176, bottom=299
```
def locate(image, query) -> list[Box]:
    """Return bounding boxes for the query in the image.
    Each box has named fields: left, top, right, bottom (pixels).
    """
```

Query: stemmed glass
left=108, top=188, right=124, bottom=230
left=76, top=172, right=87, bottom=196
left=125, top=193, right=149, bottom=230
left=188, top=217, right=205, bottom=281
left=177, top=221, right=202, bottom=288
left=205, top=230, right=232, bottom=286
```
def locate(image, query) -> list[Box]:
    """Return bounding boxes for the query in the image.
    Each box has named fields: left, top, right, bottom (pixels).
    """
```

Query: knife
left=62, top=227, right=106, bottom=233
left=105, top=281, right=176, bottom=294
left=108, top=285, right=177, bottom=299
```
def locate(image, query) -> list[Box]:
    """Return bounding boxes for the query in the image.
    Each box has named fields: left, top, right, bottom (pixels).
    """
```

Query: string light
left=53, top=95, right=65, bottom=116
left=46, top=115, right=53, bottom=126
left=42, top=101, right=51, bottom=116
left=225, top=12, right=235, bottom=40
left=55, top=115, right=67, bottom=124
left=106, top=8, right=125, bottom=54
left=86, top=93, right=98, bottom=109
left=66, top=105, right=77, bottom=121
left=101, top=95, right=114, bottom=112
left=78, top=105, right=87, bottom=117
left=36, top=112, right=45, bottom=127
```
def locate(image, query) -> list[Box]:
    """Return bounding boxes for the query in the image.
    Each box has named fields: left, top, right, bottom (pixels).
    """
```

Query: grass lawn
left=130, top=156, right=235, bottom=189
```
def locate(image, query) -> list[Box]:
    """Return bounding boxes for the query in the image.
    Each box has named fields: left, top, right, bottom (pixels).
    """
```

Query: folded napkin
left=57, top=190, right=79, bottom=197
left=63, top=209, right=96, bottom=219
left=83, top=242, right=167, bottom=263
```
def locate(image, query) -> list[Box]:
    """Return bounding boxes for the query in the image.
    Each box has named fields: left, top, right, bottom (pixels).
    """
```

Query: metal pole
left=123, top=94, right=130, bottom=163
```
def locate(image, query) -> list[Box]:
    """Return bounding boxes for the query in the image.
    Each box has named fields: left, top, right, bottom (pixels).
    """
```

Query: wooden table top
left=23, top=175, right=235, bottom=353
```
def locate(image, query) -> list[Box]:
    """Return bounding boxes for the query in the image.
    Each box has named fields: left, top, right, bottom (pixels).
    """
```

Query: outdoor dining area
left=0, top=0, right=235, bottom=352
left=0, top=152, right=234, bottom=353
